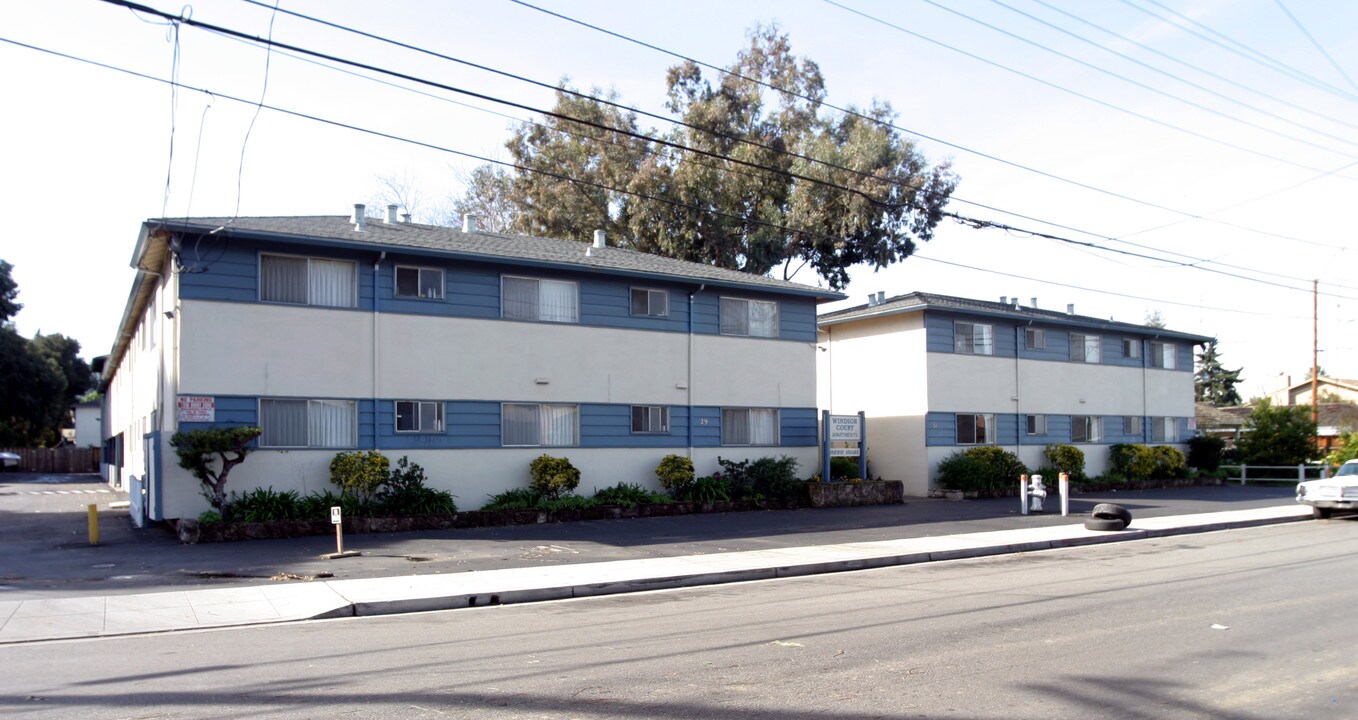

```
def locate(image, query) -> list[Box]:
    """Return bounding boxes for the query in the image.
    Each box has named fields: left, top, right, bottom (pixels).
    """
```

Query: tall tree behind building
left=453, top=25, right=958, bottom=290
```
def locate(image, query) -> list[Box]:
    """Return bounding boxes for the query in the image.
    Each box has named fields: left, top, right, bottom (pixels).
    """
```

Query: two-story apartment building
left=100, top=208, right=842, bottom=525
left=817, top=292, right=1211, bottom=495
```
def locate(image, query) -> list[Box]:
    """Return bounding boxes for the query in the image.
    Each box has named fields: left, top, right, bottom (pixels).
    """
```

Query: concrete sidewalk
left=0, top=503, right=1312, bottom=644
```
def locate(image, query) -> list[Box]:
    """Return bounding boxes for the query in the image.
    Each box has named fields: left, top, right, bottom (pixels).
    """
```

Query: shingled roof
left=142, top=216, right=843, bottom=300
left=819, top=290, right=1213, bottom=343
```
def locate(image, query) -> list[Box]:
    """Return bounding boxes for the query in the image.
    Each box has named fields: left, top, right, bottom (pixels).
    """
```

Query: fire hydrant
left=1028, top=474, right=1047, bottom=512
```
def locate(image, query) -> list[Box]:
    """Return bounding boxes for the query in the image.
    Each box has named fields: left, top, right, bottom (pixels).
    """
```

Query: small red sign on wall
left=177, top=395, right=216, bottom=422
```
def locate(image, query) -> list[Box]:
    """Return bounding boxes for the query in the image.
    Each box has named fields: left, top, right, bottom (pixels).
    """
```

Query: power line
left=506, top=0, right=1350, bottom=252
left=1021, top=0, right=1358, bottom=136
left=207, top=6, right=1353, bottom=292
left=101, top=0, right=1358, bottom=296
left=1119, top=0, right=1358, bottom=103
left=1271, top=0, right=1358, bottom=94
left=823, top=0, right=1355, bottom=171
left=967, top=0, right=1358, bottom=151
left=4, top=32, right=1340, bottom=321
left=943, top=212, right=1358, bottom=300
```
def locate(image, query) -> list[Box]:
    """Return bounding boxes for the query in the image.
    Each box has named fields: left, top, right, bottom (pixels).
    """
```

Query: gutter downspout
left=688, top=284, right=705, bottom=458
left=1015, top=324, right=1024, bottom=454
left=373, top=252, right=386, bottom=451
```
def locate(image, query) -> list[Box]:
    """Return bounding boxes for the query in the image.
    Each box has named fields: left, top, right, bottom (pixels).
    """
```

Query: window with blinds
left=502, top=276, right=578, bottom=323
left=260, top=254, right=357, bottom=308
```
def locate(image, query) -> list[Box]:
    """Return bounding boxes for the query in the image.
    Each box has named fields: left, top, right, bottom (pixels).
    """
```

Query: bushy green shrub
left=1237, top=399, right=1316, bottom=467
left=1187, top=435, right=1225, bottom=471
left=1324, top=432, right=1358, bottom=467
left=298, top=489, right=366, bottom=519
left=937, top=447, right=1028, bottom=492
left=1151, top=445, right=1187, bottom=479
left=1042, top=444, right=1086, bottom=482
left=197, top=510, right=223, bottom=525
left=226, top=486, right=302, bottom=522
left=481, top=488, right=543, bottom=511
left=529, top=455, right=581, bottom=499
left=593, top=482, right=669, bottom=508
left=830, top=456, right=860, bottom=481
left=1109, top=444, right=1156, bottom=481
left=677, top=475, right=732, bottom=503
left=655, top=454, right=696, bottom=496
left=375, top=457, right=457, bottom=515
left=716, top=455, right=802, bottom=500
left=538, top=495, right=595, bottom=512
left=329, top=450, right=390, bottom=501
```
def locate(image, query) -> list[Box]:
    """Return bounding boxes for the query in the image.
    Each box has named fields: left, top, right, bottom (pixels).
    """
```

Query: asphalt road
left=0, top=473, right=1301, bottom=600
left=2, top=519, right=1353, bottom=719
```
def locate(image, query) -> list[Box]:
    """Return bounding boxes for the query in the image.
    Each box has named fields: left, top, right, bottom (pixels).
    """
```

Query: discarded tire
left=1084, top=517, right=1128, bottom=531
left=1313, top=506, right=1333, bottom=520
left=1090, top=503, right=1133, bottom=525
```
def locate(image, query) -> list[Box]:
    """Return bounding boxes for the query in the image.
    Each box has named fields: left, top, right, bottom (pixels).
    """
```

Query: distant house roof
left=1195, top=402, right=1250, bottom=431
left=819, top=291, right=1213, bottom=344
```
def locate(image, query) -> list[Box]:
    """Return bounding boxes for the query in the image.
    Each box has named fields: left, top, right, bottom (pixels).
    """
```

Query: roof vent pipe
left=877, top=291, right=886, bottom=304
left=462, top=214, right=477, bottom=234
left=385, top=205, right=399, bottom=224
left=401, top=213, right=411, bottom=224
left=1000, top=296, right=1008, bottom=305
left=352, top=204, right=366, bottom=232
left=1031, top=297, right=1038, bottom=308
left=593, top=229, right=607, bottom=248
left=868, top=293, right=879, bottom=307
left=1067, top=303, right=1075, bottom=315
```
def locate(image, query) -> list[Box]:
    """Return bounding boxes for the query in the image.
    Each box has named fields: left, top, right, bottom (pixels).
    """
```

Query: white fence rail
left=1220, top=464, right=1331, bottom=484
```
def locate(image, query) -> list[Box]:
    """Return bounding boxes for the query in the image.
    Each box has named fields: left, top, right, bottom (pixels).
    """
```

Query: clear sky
left=1, top=0, right=1354, bottom=398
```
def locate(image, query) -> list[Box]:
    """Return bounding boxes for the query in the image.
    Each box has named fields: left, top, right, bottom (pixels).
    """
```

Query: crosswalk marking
left=25, top=489, right=112, bottom=496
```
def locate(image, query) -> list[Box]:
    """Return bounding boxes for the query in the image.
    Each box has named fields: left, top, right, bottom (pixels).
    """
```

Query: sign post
left=321, top=505, right=359, bottom=559
left=823, top=412, right=867, bottom=481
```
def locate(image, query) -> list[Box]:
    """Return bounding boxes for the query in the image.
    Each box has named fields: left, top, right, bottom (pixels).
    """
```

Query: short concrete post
left=1059, top=472, right=1070, bottom=517
left=87, top=503, right=99, bottom=546
left=1240, top=464, right=1247, bottom=485
left=1298, top=464, right=1306, bottom=481
left=1020, top=474, right=1029, bottom=515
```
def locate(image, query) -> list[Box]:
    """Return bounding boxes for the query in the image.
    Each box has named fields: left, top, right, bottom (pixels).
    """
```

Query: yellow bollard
left=87, top=503, right=99, bottom=546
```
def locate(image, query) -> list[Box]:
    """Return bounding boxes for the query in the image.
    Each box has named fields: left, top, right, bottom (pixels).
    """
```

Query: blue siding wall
left=924, top=312, right=1019, bottom=357
left=1104, top=415, right=1145, bottom=444
left=924, top=411, right=1020, bottom=446
left=180, top=396, right=817, bottom=451
left=780, top=407, right=819, bottom=447
left=177, top=236, right=816, bottom=340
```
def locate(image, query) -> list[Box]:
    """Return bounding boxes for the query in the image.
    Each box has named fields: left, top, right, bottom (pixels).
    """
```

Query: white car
left=1297, top=459, right=1358, bottom=519
left=0, top=451, right=19, bottom=469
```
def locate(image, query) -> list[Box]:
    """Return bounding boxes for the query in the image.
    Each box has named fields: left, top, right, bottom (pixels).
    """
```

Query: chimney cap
left=462, top=214, right=478, bottom=234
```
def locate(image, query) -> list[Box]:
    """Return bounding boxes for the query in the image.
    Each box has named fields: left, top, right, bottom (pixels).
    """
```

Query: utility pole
left=1312, top=279, right=1319, bottom=430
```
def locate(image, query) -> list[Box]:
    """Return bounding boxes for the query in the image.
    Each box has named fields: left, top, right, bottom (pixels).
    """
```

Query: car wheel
left=1313, top=507, right=1333, bottom=520
left=1084, top=517, right=1127, bottom=531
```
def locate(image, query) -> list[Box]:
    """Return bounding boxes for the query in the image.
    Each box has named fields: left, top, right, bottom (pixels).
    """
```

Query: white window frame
left=1072, top=415, right=1102, bottom=444
left=956, top=413, right=995, bottom=445
left=719, top=297, right=779, bottom=338
left=954, top=322, right=994, bottom=355
left=630, top=287, right=669, bottom=318
left=1152, top=417, right=1178, bottom=443
left=721, top=407, right=780, bottom=446
left=1025, top=414, right=1046, bottom=436
left=259, top=253, right=358, bottom=308
left=395, top=265, right=444, bottom=300
left=395, top=400, right=444, bottom=433
left=1150, top=341, right=1176, bottom=369
left=258, top=398, right=358, bottom=448
left=500, top=403, right=579, bottom=447
left=1122, top=338, right=1140, bottom=359
left=1024, top=327, right=1044, bottom=351
left=631, top=405, right=670, bottom=434
left=1071, top=333, right=1102, bottom=363
left=501, top=276, right=579, bottom=323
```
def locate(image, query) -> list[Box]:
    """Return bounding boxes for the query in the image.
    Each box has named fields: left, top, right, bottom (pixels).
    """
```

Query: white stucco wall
left=818, top=313, right=930, bottom=493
